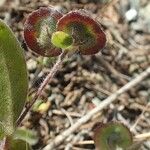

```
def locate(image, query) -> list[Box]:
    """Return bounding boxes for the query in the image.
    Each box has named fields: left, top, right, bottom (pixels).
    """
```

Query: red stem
left=16, top=52, right=66, bottom=126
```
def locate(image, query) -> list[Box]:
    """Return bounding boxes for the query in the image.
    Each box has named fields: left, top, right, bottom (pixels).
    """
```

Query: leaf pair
left=24, top=7, right=106, bottom=57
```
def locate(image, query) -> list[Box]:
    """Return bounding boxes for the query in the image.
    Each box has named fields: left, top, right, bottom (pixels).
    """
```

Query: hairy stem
left=16, top=52, right=67, bottom=126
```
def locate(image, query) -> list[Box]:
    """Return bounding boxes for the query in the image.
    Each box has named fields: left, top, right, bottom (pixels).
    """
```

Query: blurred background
left=0, top=0, right=150, bottom=149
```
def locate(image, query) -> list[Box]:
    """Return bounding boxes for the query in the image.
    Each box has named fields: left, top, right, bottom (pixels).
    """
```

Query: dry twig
left=130, top=103, right=150, bottom=132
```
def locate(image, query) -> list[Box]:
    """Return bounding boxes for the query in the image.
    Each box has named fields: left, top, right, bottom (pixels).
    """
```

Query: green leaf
left=11, top=139, right=32, bottom=150
left=0, top=20, right=28, bottom=138
left=51, top=31, right=73, bottom=49
left=0, top=137, right=32, bottom=150
left=13, top=128, right=38, bottom=145
left=0, top=123, right=5, bottom=139
left=93, top=122, right=133, bottom=150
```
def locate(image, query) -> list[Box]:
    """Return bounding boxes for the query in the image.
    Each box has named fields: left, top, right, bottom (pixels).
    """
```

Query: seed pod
left=24, top=7, right=63, bottom=57
left=57, top=10, right=106, bottom=55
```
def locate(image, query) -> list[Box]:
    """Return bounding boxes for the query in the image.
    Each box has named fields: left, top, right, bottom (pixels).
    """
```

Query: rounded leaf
left=93, top=122, right=133, bottom=150
left=24, top=7, right=63, bottom=57
left=57, top=10, right=106, bottom=55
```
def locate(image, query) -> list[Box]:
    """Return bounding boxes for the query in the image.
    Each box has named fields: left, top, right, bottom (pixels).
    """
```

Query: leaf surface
left=13, top=128, right=38, bottom=145
left=11, top=139, right=32, bottom=150
left=0, top=20, right=28, bottom=138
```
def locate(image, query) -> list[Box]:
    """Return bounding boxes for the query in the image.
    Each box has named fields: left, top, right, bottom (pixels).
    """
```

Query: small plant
left=93, top=122, right=133, bottom=150
left=0, top=6, right=107, bottom=149
left=24, top=7, right=106, bottom=56
left=18, top=6, right=107, bottom=128
left=0, top=6, right=149, bottom=150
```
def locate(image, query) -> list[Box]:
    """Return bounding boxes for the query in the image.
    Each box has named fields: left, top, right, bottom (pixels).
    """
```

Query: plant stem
left=0, top=137, right=11, bottom=150
left=16, top=52, right=67, bottom=126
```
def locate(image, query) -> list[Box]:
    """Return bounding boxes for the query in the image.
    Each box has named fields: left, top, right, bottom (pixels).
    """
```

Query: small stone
left=27, top=59, right=37, bottom=71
